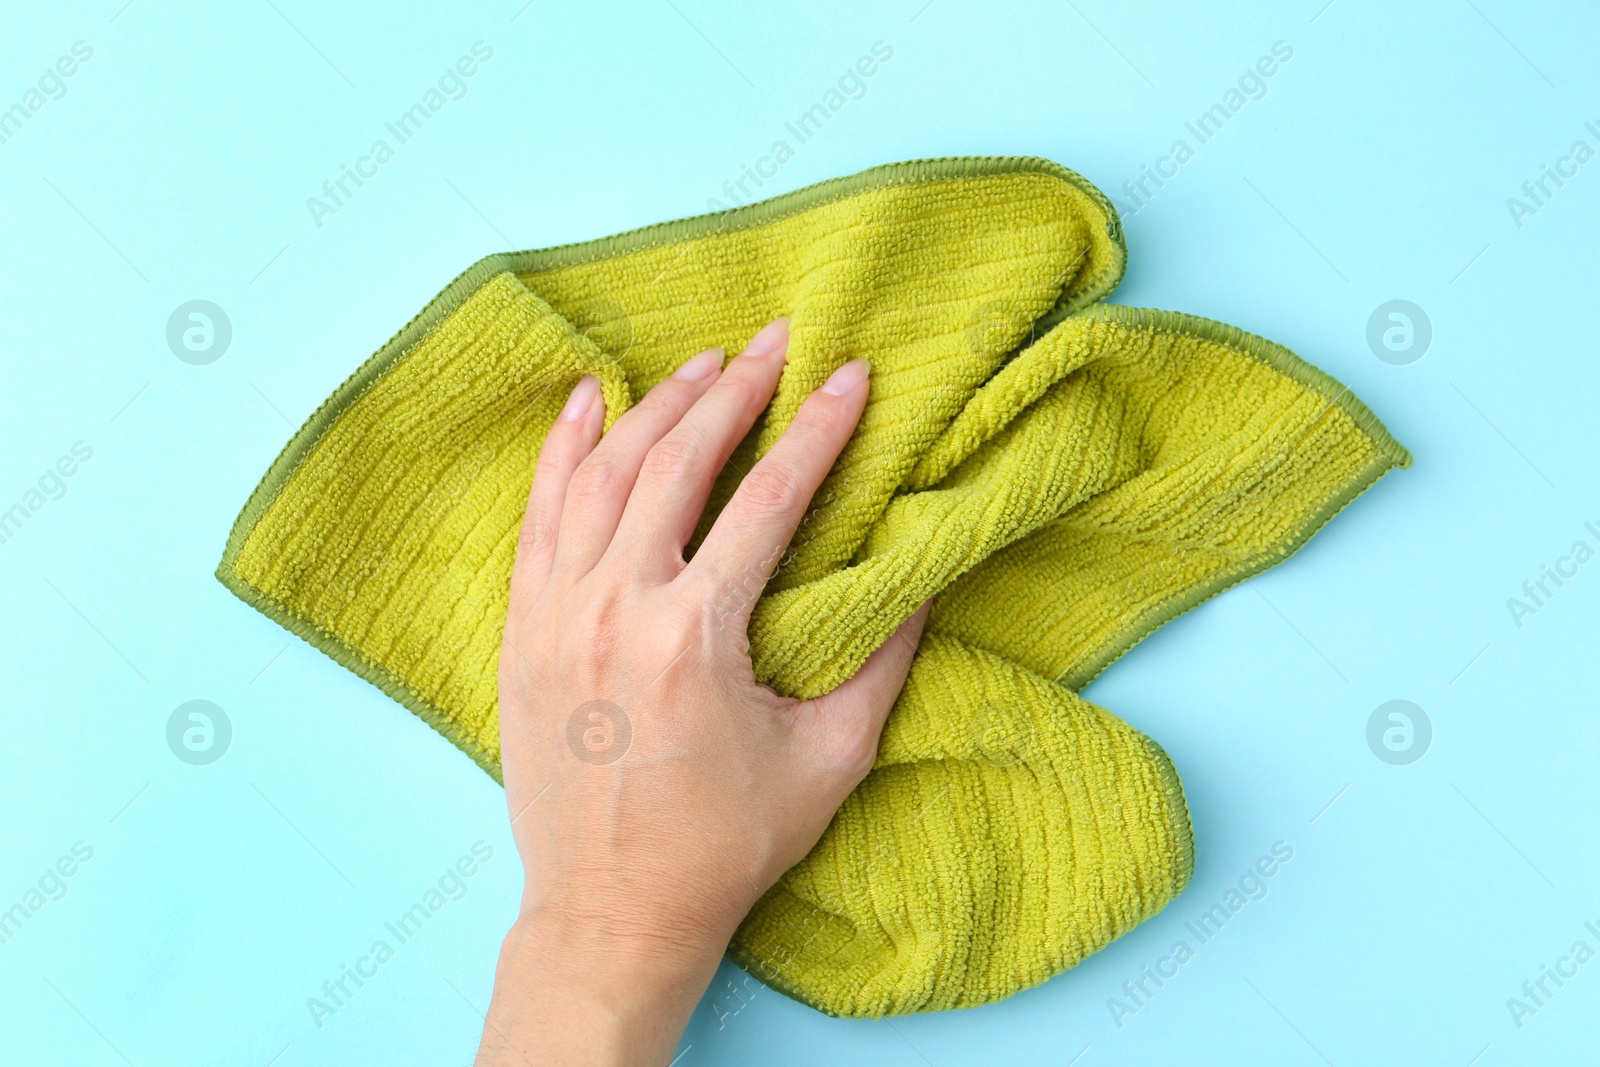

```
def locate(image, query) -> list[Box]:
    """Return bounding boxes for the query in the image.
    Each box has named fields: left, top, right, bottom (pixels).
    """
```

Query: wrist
left=475, top=905, right=726, bottom=1066
left=506, top=900, right=728, bottom=999
left=516, top=864, right=746, bottom=982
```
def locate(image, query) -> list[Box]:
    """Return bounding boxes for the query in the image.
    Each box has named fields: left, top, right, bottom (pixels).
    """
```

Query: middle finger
left=606, top=318, right=791, bottom=577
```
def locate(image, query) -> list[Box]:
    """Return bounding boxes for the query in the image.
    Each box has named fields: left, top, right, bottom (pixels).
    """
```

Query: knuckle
left=568, top=457, right=621, bottom=501
left=533, top=440, right=571, bottom=478
left=676, top=568, right=727, bottom=617
left=662, top=599, right=711, bottom=651
left=739, top=463, right=799, bottom=512
left=830, top=724, right=880, bottom=781
left=636, top=388, right=685, bottom=425
left=517, top=512, right=558, bottom=555
left=629, top=604, right=708, bottom=683
left=642, top=437, right=696, bottom=479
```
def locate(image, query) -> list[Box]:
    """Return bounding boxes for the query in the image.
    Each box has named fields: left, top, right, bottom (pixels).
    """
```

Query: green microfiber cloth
left=216, top=156, right=1409, bottom=1018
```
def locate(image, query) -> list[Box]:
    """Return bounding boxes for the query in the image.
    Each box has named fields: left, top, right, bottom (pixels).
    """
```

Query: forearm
left=475, top=911, right=725, bottom=1067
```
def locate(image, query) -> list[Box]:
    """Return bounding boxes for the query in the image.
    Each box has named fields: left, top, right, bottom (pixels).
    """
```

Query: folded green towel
left=217, top=156, right=1409, bottom=1018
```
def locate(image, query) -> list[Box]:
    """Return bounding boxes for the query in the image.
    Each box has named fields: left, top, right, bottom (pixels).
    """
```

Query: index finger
left=684, top=357, right=870, bottom=603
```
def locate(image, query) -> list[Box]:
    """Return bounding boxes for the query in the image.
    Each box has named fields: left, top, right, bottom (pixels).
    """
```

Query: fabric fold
left=732, top=631, right=1193, bottom=1017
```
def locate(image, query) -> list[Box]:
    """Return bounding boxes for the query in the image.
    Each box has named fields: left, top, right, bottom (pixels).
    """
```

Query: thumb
left=799, top=599, right=932, bottom=777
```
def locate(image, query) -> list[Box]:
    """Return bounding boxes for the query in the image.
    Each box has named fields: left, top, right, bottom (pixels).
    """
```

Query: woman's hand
left=476, top=319, right=929, bottom=1066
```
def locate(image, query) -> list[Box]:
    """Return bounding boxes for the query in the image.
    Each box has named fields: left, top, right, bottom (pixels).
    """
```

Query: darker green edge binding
left=215, top=155, right=1128, bottom=786
left=1055, top=304, right=1412, bottom=692
left=1142, top=734, right=1196, bottom=896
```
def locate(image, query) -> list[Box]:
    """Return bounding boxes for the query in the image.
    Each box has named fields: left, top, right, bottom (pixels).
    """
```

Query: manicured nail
left=743, top=317, right=790, bottom=359
left=818, top=358, right=869, bottom=396
left=559, top=375, right=600, bottom=420
left=672, top=347, right=724, bottom=381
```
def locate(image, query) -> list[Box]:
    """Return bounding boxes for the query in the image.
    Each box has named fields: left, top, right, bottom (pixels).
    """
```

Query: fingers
left=610, top=319, right=791, bottom=575
left=685, top=355, right=870, bottom=599
left=507, top=374, right=604, bottom=618
left=798, top=600, right=931, bottom=784
left=552, top=347, right=726, bottom=577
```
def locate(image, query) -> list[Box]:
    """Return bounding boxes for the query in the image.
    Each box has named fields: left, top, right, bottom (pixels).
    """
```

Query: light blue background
left=2, top=1, right=1596, bottom=1063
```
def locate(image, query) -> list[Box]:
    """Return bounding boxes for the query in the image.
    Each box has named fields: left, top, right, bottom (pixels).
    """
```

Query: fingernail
left=672, top=347, right=724, bottom=381
left=818, top=358, right=869, bottom=396
left=743, top=317, right=790, bottom=359
left=559, top=375, right=600, bottom=421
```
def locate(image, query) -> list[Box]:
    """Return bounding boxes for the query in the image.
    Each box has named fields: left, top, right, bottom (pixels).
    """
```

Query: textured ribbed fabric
left=216, top=157, right=1409, bottom=1018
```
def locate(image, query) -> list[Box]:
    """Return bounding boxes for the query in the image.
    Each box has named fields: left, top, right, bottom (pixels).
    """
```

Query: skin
left=477, top=319, right=929, bottom=1065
